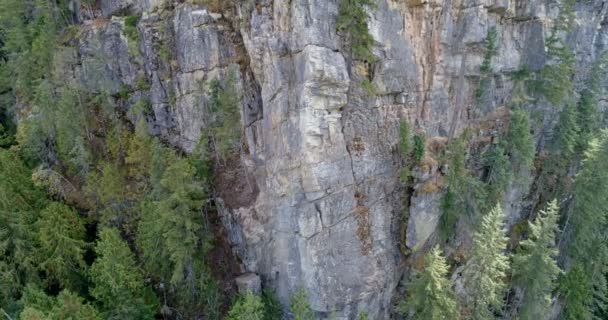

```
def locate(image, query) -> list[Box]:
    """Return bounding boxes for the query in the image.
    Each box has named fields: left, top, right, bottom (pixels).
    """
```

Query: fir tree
left=461, top=204, right=510, bottom=320
left=511, top=200, right=562, bottom=319
left=227, top=291, right=265, bottom=320
left=397, top=246, right=459, bottom=320
left=90, top=228, right=157, bottom=319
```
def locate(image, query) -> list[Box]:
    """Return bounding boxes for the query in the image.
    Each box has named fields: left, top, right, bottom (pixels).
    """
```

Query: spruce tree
left=511, top=200, right=562, bottom=319
left=90, top=228, right=157, bottom=319
left=227, top=291, right=265, bottom=320
left=397, top=246, right=459, bottom=320
left=461, top=204, right=510, bottom=320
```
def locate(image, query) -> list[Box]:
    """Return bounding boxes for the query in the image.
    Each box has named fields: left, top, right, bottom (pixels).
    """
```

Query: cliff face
left=67, top=0, right=607, bottom=318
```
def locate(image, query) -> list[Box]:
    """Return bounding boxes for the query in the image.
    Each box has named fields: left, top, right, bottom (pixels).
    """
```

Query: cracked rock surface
left=75, top=0, right=608, bottom=318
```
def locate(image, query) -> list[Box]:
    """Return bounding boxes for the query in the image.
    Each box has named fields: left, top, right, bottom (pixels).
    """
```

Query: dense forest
left=1, top=0, right=608, bottom=319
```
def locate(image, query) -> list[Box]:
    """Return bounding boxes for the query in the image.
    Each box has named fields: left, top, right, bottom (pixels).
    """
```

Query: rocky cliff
left=65, top=0, right=608, bottom=318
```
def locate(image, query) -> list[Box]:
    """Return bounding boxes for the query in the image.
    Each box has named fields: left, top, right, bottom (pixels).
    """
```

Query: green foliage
left=476, top=27, right=498, bottom=103
left=413, top=135, right=425, bottom=164
left=398, top=247, right=459, bottom=320
left=503, top=108, right=535, bottom=174
left=19, top=286, right=100, bottom=320
left=136, top=151, right=217, bottom=317
left=563, top=130, right=608, bottom=317
left=483, top=145, right=512, bottom=206
left=35, top=202, right=87, bottom=290
left=125, top=120, right=153, bottom=181
left=536, top=0, right=575, bottom=106
left=262, top=289, right=284, bottom=320
left=227, top=291, right=265, bottom=320
left=0, top=149, right=47, bottom=308
left=439, top=136, right=486, bottom=239
left=552, top=102, right=579, bottom=164
left=511, top=200, right=562, bottom=319
left=336, top=0, right=377, bottom=61
left=361, top=79, right=376, bottom=96
left=560, top=265, right=593, bottom=320
left=90, top=228, right=157, bottom=319
left=358, top=311, right=368, bottom=320
left=290, top=287, right=314, bottom=320
left=208, top=73, right=242, bottom=161
left=461, top=204, right=510, bottom=320
left=135, top=75, right=151, bottom=91
left=399, top=119, right=412, bottom=181
left=85, top=162, right=126, bottom=223
left=123, top=15, right=141, bottom=56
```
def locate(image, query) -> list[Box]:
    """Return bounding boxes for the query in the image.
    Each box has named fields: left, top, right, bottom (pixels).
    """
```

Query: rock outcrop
left=69, top=0, right=608, bottom=318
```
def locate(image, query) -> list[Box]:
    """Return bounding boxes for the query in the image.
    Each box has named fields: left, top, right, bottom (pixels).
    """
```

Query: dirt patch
left=354, top=191, right=373, bottom=255
left=348, top=136, right=366, bottom=156
left=214, top=155, right=259, bottom=209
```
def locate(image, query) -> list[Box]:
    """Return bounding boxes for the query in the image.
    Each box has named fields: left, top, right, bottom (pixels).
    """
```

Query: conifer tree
left=290, top=287, right=315, bottom=320
left=227, top=291, right=265, bottom=320
left=0, top=149, right=47, bottom=308
left=461, top=204, right=510, bottom=320
left=562, top=130, right=608, bottom=317
left=90, top=228, right=157, bottom=319
left=19, top=286, right=100, bottom=320
left=559, top=265, right=593, bottom=320
left=397, top=246, right=458, bottom=320
left=503, top=108, right=535, bottom=174
left=125, top=119, right=153, bottom=181
left=336, top=0, right=377, bottom=61
left=136, top=157, right=216, bottom=317
left=511, top=200, right=562, bottom=319
left=35, top=202, right=87, bottom=290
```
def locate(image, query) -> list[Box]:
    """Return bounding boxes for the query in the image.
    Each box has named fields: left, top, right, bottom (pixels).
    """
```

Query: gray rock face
left=235, top=273, right=262, bottom=295
left=72, top=0, right=608, bottom=318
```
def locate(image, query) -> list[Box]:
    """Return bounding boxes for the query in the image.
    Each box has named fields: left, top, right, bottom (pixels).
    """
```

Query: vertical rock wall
left=73, top=0, right=608, bottom=318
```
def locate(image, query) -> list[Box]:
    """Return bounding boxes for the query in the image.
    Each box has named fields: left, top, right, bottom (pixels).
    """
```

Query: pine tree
left=461, top=204, right=510, bottom=320
left=290, top=287, right=315, bottom=320
left=35, top=202, right=87, bottom=290
left=511, top=200, right=562, bottom=319
left=397, top=246, right=459, bottom=320
left=90, top=228, right=157, bottom=319
left=227, top=291, right=265, bottom=320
